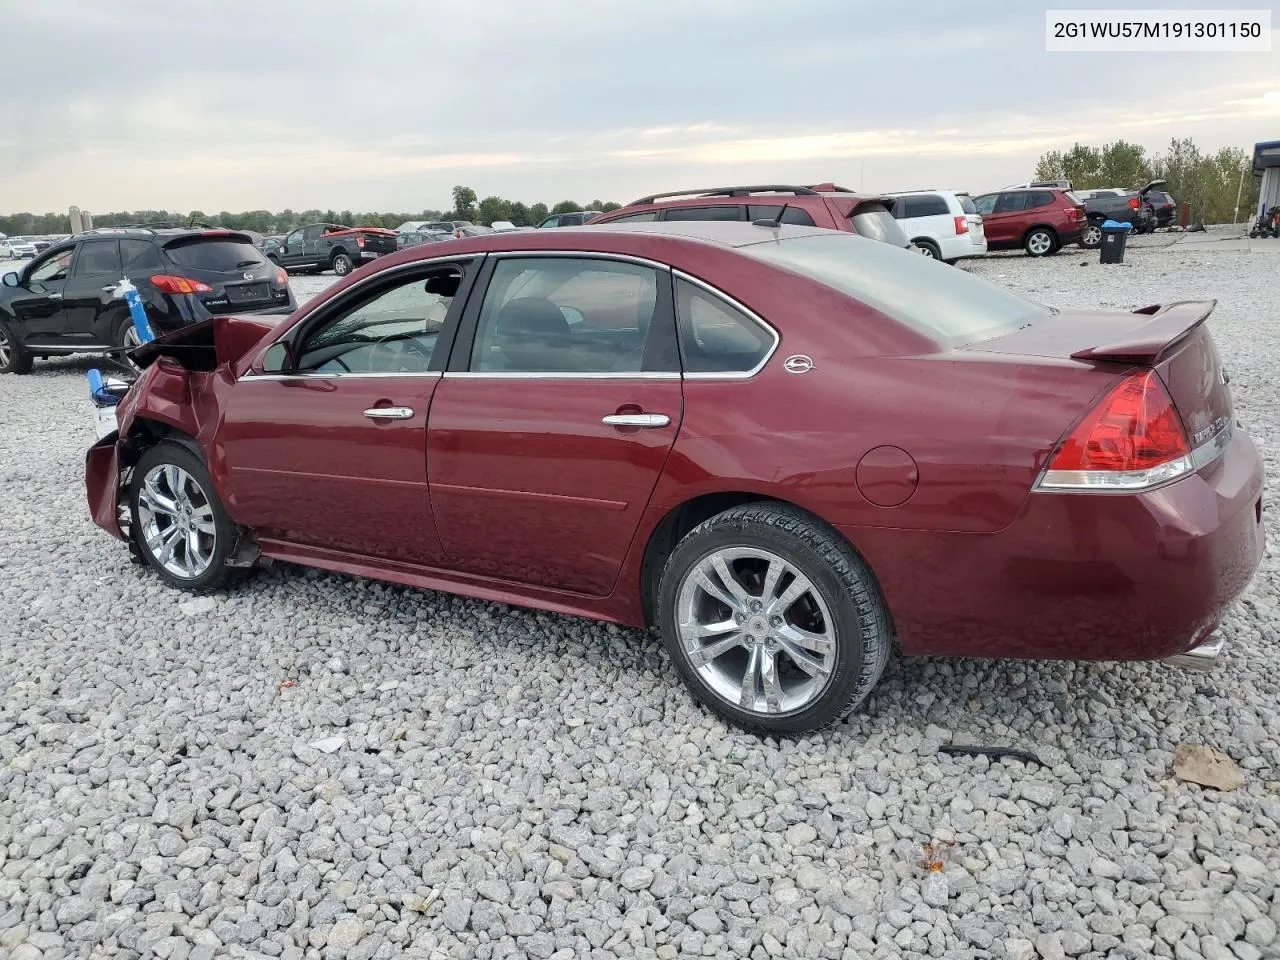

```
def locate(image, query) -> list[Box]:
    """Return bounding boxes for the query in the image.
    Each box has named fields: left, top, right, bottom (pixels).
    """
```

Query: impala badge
left=783, top=355, right=814, bottom=374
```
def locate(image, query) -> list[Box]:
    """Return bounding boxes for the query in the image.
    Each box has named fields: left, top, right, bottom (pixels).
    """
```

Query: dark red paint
left=86, top=224, right=1265, bottom=664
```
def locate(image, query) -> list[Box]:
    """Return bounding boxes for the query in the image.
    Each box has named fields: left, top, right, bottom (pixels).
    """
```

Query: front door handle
left=363, top=406, right=414, bottom=420
left=602, top=413, right=670, bottom=428
left=48, top=293, right=63, bottom=301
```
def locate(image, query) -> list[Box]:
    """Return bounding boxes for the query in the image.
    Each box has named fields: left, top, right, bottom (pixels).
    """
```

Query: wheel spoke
left=739, top=644, right=761, bottom=709
left=710, top=555, right=752, bottom=608
left=185, top=529, right=203, bottom=575
left=769, top=572, right=813, bottom=617
left=759, top=558, right=784, bottom=607
left=687, top=617, right=739, bottom=640
left=687, top=631, right=744, bottom=668
left=774, top=635, right=832, bottom=678
left=153, top=525, right=181, bottom=566
left=693, top=569, right=744, bottom=615
left=759, top=648, right=782, bottom=713
left=775, top=622, right=835, bottom=656
left=141, top=475, right=178, bottom=515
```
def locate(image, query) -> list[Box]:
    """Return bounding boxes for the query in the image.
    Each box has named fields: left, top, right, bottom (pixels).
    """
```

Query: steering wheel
left=369, top=335, right=432, bottom=373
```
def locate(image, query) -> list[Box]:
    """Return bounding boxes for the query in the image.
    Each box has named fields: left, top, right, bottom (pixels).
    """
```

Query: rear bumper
left=846, top=426, right=1265, bottom=661
left=1059, top=225, right=1085, bottom=245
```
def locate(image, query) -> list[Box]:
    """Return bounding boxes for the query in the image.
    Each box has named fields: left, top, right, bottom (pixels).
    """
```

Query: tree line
left=1034, top=137, right=1260, bottom=224
left=0, top=185, right=625, bottom=238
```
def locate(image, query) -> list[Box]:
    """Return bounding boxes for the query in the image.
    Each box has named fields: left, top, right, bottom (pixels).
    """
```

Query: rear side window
left=897, top=195, right=949, bottom=218
left=850, top=203, right=909, bottom=247
left=957, top=194, right=977, bottom=215
left=747, top=205, right=816, bottom=226
left=675, top=278, right=775, bottom=375
left=165, top=239, right=264, bottom=272
left=662, top=205, right=744, bottom=222
left=74, top=240, right=122, bottom=276
left=120, top=239, right=163, bottom=272
left=1029, top=191, right=1056, bottom=209
left=602, top=211, right=659, bottom=223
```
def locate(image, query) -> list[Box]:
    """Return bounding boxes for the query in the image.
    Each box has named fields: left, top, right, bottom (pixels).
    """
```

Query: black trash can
left=1099, top=219, right=1130, bottom=264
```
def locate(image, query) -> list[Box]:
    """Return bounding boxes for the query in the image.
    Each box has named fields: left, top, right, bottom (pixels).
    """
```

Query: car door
left=276, top=228, right=305, bottom=269
left=983, top=192, right=1027, bottom=245
left=62, top=239, right=123, bottom=345
left=8, top=247, right=75, bottom=339
left=426, top=254, right=683, bottom=596
left=215, top=259, right=476, bottom=564
left=302, top=225, right=325, bottom=261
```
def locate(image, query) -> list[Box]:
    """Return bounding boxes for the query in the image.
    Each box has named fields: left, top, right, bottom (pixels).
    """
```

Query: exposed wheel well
left=124, top=417, right=201, bottom=464
left=329, top=247, right=351, bottom=263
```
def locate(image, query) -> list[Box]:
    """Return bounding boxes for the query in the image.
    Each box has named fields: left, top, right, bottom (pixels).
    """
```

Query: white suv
left=0, top=238, right=12, bottom=260
left=887, top=190, right=987, bottom=263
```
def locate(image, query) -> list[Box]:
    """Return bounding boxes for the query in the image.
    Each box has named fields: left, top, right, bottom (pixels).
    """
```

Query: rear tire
left=112, top=312, right=143, bottom=370
left=1024, top=228, right=1056, bottom=257
left=0, top=319, right=32, bottom=374
left=1079, top=223, right=1102, bottom=249
left=331, top=253, right=353, bottom=276
left=656, top=503, right=892, bottom=737
left=129, top=442, right=236, bottom=592
left=914, top=239, right=941, bottom=260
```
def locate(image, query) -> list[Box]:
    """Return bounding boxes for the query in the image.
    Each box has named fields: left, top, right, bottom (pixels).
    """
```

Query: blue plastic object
left=1101, top=219, right=1132, bottom=230
left=87, top=368, right=113, bottom=403
left=87, top=276, right=154, bottom=408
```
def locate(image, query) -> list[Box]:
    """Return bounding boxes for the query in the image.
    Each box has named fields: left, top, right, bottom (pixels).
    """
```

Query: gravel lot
left=1, top=234, right=1277, bottom=960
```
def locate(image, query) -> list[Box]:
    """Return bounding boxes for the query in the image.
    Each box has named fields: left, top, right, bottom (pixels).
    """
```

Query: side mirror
left=261, top=341, right=294, bottom=373
left=1, top=272, right=18, bottom=288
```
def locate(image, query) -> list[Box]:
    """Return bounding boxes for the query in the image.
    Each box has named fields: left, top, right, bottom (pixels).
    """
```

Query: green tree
left=451, top=186, right=478, bottom=221
left=528, top=202, right=549, bottom=224
left=550, top=200, right=583, bottom=215
left=508, top=201, right=531, bottom=226
left=601, top=201, right=622, bottom=212
left=1098, top=140, right=1153, bottom=189
left=477, top=195, right=512, bottom=226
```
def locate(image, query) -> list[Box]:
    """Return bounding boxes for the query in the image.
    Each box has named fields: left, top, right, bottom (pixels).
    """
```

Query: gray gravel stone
left=1, top=245, right=1277, bottom=957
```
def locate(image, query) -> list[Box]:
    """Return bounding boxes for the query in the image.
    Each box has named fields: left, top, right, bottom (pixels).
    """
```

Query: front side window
left=537, top=217, right=560, bottom=229
left=972, top=194, right=997, bottom=216
left=295, top=267, right=460, bottom=375
left=29, top=249, right=75, bottom=283
left=74, top=240, right=122, bottom=276
left=675, top=278, right=775, bottom=375
left=994, top=193, right=1028, bottom=214
left=471, top=257, right=661, bottom=374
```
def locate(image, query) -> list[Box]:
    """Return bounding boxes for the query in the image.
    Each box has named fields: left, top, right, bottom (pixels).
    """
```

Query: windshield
left=741, top=233, right=1051, bottom=345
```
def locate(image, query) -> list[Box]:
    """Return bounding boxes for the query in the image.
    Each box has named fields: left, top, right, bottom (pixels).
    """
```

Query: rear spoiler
left=1071, top=301, right=1215, bottom=365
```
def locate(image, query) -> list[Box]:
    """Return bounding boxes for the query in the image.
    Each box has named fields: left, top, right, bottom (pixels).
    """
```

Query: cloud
left=1, top=0, right=1277, bottom=212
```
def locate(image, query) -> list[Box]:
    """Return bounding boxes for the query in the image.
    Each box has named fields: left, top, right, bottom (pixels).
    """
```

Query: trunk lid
left=969, top=301, right=1233, bottom=452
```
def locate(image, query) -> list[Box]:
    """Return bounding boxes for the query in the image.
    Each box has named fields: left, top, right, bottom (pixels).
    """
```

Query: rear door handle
left=363, top=406, right=414, bottom=420
left=602, top=413, right=670, bottom=428
left=48, top=293, right=63, bottom=301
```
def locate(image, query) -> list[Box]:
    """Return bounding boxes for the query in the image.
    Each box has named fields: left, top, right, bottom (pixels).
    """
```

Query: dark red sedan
left=85, top=222, right=1265, bottom=735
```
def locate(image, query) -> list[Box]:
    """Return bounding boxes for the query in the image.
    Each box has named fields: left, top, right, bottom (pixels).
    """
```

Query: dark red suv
left=971, top=188, right=1086, bottom=257
left=591, top=183, right=912, bottom=249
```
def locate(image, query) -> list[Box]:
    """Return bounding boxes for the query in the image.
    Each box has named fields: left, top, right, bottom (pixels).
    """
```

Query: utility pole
left=1232, top=159, right=1247, bottom=229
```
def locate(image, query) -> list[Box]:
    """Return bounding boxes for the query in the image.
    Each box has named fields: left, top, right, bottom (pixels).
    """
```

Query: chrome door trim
left=363, top=406, right=415, bottom=420
left=443, top=371, right=680, bottom=380
left=240, top=371, right=443, bottom=382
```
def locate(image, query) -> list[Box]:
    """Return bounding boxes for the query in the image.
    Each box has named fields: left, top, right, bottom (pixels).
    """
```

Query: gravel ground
left=1, top=235, right=1277, bottom=960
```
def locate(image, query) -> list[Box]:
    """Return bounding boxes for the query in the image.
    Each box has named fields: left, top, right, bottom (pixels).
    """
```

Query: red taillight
left=151, top=275, right=214, bottom=295
left=275, top=267, right=288, bottom=286
left=1038, top=371, right=1192, bottom=490
left=1128, top=197, right=1140, bottom=210
left=356, top=235, right=365, bottom=248
left=953, top=216, right=968, bottom=236
left=1067, top=206, right=1084, bottom=221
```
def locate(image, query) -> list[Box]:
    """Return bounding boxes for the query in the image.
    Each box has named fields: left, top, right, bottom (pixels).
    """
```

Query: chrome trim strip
left=1163, top=633, right=1223, bottom=672
left=672, top=269, right=780, bottom=380
left=241, top=371, right=443, bottom=382
left=443, top=371, right=680, bottom=380
left=363, top=406, right=415, bottom=420
left=602, top=413, right=671, bottom=428
left=486, top=249, right=670, bottom=271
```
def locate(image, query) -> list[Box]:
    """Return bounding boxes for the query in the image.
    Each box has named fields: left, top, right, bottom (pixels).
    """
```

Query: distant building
left=1253, top=139, right=1280, bottom=216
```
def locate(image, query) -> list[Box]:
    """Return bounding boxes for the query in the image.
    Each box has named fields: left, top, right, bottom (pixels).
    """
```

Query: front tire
left=331, top=253, right=353, bottom=276
left=1024, top=228, right=1056, bottom=257
left=130, top=442, right=236, bottom=591
left=656, top=503, right=891, bottom=736
left=0, top=319, right=32, bottom=374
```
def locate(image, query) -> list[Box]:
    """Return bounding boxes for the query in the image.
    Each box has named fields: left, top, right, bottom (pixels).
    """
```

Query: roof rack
left=627, top=184, right=822, bottom=206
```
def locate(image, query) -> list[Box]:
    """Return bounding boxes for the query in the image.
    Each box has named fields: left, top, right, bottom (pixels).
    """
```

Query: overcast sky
left=1, top=0, right=1277, bottom=214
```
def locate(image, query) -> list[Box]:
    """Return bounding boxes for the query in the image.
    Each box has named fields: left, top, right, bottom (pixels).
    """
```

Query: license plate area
left=228, top=282, right=269, bottom=302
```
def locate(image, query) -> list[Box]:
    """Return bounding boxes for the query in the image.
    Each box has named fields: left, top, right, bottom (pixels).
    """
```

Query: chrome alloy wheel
left=675, top=547, right=837, bottom=716
left=1027, top=231, right=1053, bottom=255
left=136, top=464, right=217, bottom=579
left=0, top=329, right=10, bottom=368
left=1081, top=224, right=1102, bottom=247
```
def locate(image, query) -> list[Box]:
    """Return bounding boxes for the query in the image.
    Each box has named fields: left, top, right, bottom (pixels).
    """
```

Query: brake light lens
left=275, top=267, right=289, bottom=286
left=356, top=235, right=365, bottom=248
left=150, top=275, right=214, bottom=295
left=1067, top=206, right=1084, bottom=221
left=953, top=216, right=968, bottom=236
left=1128, top=197, right=1140, bottom=210
left=1036, top=371, right=1193, bottom=491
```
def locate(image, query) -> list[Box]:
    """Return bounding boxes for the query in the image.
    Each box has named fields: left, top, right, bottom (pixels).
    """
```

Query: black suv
left=0, top=227, right=295, bottom=374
